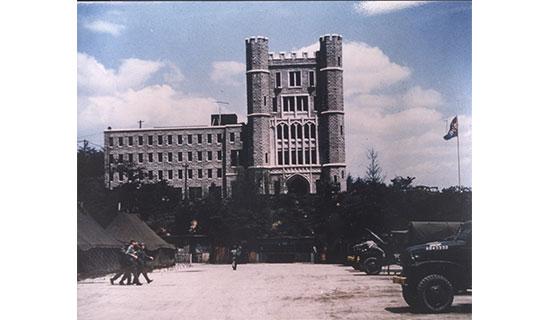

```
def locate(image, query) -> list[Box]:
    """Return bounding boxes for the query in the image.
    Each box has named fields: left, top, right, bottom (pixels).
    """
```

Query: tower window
left=264, top=96, right=267, bottom=106
left=338, top=56, right=341, bottom=66
left=278, top=151, right=283, bottom=165
left=275, top=72, right=281, bottom=88
left=340, top=125, right=343, bottom=135
left=272, top=97, right=277, bottom=112
left=109, top=137, right=113, bottom=146
left=309, top=71, right=315, bottom=87
left=265, top=153, right=268, bottom=164
left=288, top=71, right=301, bottom=87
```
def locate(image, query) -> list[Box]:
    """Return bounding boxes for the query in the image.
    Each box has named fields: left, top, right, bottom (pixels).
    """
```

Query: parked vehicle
left=393, top=221, right=472, bottom=313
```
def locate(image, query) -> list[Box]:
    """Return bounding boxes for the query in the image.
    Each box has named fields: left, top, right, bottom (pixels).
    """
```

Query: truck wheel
left=402, top=285, right=419, bottom=308
left=416, top=274, right=454, bottom=313
left=363, top=257, right=382, bottom=275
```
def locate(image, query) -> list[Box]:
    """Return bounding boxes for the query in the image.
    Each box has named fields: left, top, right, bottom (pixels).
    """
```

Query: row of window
left=276, top=123, right=317, bottom=140
left=109, top=150, right=224, bottom=164
left=110, top=168, right=223, bottom=181
left=108, top=132, right=238, bottom=147
left=277, top=149, right=318, bottom=166
left=274, top=71, right=315, bottom=88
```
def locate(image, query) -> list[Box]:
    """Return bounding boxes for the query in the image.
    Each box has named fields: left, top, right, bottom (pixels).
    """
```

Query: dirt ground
left=77, top=263, right=471, bottom=320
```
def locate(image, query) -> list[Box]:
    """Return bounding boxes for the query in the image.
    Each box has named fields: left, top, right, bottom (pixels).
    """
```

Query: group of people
left=110, top=240, right=154, bottom=286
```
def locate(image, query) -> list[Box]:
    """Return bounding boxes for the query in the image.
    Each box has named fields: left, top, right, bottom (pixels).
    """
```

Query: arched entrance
left=286, top=175, right=310, bottom=195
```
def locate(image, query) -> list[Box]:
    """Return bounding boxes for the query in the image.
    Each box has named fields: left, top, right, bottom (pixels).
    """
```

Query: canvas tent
left=407, top=221, right=462, bottom=246
left=106, top=213, right=176, bottom=268
left=77, top=208, right=123, bottom=276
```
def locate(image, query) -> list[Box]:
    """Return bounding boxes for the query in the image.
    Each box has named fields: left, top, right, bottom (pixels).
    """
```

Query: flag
left=443, top=116, right=458, bottom=140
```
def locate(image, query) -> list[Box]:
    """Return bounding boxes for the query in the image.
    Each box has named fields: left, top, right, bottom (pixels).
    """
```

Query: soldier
left=110, top=240, right=138, bottom=285
left=230, top=244, right=242, bottom=270
left=135, top=242, right=154, bottom=284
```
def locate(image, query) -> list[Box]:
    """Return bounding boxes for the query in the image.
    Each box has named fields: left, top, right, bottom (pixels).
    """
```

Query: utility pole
left=138, top=120, right=144, bottom=128
left=183, top=163, right=189, bottom=200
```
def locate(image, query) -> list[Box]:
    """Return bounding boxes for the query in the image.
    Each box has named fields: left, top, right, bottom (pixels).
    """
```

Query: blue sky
left=77, top=1, right=472, bottom=187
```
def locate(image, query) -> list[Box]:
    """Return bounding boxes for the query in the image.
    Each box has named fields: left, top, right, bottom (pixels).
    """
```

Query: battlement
left=245, top=36, right=269, bottom=44
left=319, top=34, right=343, bottom=42
left=268, top=51, right=317, bottom=61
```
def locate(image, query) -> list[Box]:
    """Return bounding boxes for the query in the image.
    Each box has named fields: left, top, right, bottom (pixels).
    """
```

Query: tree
left=366, top=148, right=385, bottom=184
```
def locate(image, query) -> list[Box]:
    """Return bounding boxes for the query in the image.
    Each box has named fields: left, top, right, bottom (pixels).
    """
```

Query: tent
left=407, top=221, right=462, bottom=246
left=106, top=213, right=176, bottom=268
left=77, top=208, right=123, bottom=276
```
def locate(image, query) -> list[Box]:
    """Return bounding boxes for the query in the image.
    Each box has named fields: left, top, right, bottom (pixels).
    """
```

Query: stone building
left=104, top=34, right=346, bottom=198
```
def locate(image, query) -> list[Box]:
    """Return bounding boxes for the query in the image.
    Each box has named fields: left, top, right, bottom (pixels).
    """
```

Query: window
left=297, top=96, right=308, bottom=111
left=138, top=136, right=143, bottom=146
left=277, top=125, right=282, bottom=140
left=168, top=170, right=173, bottom=180
left=264, top=96, right=267, bottom=106
left=217, top=168, right=222, bottom=178
left=277, top=151, right=283, bottom=165
left=177, top=135, right=183, bottom=145
left=284, top=150, right=290, bottom=165
left=158, top=170, right=163, bottom=180
left=158, top=135, right=163, bottom=145
left=148, top=136, right=153, bottom=146
left=178, top=152, right=183, bottom=162
left=188, top=169, right=193, bottom=179
left=168, top=152, right=173, bottom=162
left=197, top=134, right=202, bottom=144
left=291, top=124, right=296, bottom=139
left=229, top=132, right=235, bottom=142
left=197, top=151, right=203, bottom=161
left=148, top=153, right=153, bottom=163
left=340, top=125, right=343, bottom=135
left=188, top=152, right=193, bottom=161
left=230, top=150, right=239, bottom=166
left=128, top=137, right=133, bottom=146
left=298, top=150, right=303, bottom=165
left=118, top=154, right=123, bottom=163
left=138, top=153, right=143, bottom=163
left=208, top=169, right=212, bottom=178
left=148, top=170, right=153, bottom=180
left=109, top=137, right=113, bottom=146
left=207, top=134, right=212, bottom=143
left=207, top=151, right=212, bottom=161
left=178, top=170, right=183, bottom=179
left=289, top=71, right=301, bottom=87
left=311, top=149, right=317, bottom=163
left=297, top=124, right=303, bottom=139
left=334, top=175, right=338, bottom=183
left=187, top=134, right=192, bottom=144
left=272, top=97, right=277, bottom=112
left=338, top=56, right=341, bottom=66
left=157, top=152, right=163, bottom=162
left=265, top=153, right=269, bottom=164
left=217, top=150, right=222, bottom=160
left=342, top=170, right=345, bottom=179
left=275, top=72, right=281, bottom=88
left=311, top=124, right=316, bottom=138
left=309, top=71, right=315, bottom=87
left=167, top=135, right=172, bottom=145
left=283, top=96, right=295, bottom=112
left=305, top=150, right=310, bottom=164
left=118, top=137, right=124, bottom=146
left=217, top=133, right=222, bottom=143
left=109, top=154, right=114, bottom=163
left=304, top=124, right=310, bottom=139
left=198, top=169, right=203, bottom=179
left=128, top=154, right=133, bottom=163
left=291, top=151, right=297, bottom=164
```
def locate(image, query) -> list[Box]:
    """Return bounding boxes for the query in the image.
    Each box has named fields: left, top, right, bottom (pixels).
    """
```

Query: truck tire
left=363, top=257, right=382, bottom=275
left=416, top=274, right=454, bottom=313
left=402, top=285, right=419, bottom=308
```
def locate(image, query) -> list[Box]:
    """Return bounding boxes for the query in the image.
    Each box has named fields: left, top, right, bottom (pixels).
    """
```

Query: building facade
left=104, top=35, right=346, bottom=198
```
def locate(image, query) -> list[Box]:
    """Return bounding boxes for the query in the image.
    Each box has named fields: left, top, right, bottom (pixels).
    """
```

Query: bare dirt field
left=77, top=263, right=471, bottom=320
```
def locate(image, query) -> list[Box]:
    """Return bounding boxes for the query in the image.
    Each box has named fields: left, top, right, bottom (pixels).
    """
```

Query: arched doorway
left=286, top=175, right=310, bottom=195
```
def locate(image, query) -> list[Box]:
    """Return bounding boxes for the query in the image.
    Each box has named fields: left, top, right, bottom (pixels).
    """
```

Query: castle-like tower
left=244, top=34, right=346, bottom=194
left=317, top=35, right=346, bottom=192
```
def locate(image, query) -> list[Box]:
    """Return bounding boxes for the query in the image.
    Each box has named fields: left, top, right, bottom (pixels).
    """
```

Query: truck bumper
left=392, top=276, right=407, bottom=285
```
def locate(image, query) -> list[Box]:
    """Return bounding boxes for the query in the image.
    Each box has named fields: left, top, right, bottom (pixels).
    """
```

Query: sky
left=77, top=1, right=472, bottom=188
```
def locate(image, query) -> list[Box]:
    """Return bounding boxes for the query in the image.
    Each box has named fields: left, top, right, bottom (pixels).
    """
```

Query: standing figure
left=230, top=244, right=242, bottom=270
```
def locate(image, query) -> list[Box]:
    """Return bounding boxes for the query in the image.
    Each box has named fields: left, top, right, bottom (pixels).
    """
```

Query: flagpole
left=456, top=117, right=461, bottom=189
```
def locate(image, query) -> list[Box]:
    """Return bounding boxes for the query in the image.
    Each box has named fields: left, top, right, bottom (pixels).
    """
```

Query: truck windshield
left=455, top=222, right=472, bottom=241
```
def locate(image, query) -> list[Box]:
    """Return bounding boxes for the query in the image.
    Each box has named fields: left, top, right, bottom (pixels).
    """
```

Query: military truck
left=393, top=221, right=472, bottom=313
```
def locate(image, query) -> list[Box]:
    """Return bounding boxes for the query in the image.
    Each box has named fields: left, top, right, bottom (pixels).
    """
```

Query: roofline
left=104, top=123, right=244, bottom=133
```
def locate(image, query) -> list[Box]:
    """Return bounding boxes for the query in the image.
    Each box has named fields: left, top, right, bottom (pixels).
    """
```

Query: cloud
left=83, top=20, right=126, bottom=36
left=354, top=1, right=429, bottom=16
left=294, top=41, right=470, bottom=186
left=210, top=61, right=246, bottom=86
left=78, top=53, right=219, bottom=135
left=77, top=53, right=164, bottom=95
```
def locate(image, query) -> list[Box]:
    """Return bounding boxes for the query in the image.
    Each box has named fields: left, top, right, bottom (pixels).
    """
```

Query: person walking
left=135, top=242, right=154, bottom=284
left=230, top=244, right=242, bottom=270
left=110, top=240, right=137, bottom=285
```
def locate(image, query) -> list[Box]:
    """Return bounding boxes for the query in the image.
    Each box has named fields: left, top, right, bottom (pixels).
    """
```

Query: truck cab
left=393, top=221, right=472, bottom=313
